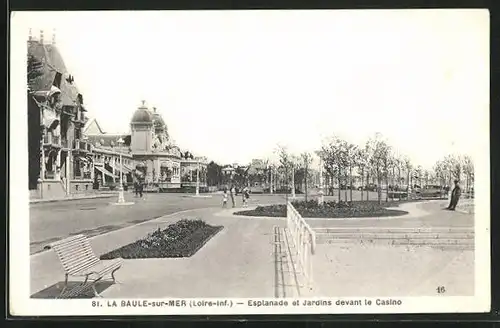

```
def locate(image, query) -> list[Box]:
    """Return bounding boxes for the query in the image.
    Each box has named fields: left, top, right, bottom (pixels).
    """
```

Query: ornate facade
left=85, top=102, right=208, bottom=192
left=28, top=33, right=94, bottom=198
left=28, top=32, right=208, bottom=198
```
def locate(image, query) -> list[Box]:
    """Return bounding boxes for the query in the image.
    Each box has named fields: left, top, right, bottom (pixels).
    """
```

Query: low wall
left=37, top=180, right=66, bottom=199
left=69, top=180, right=94, bottom=193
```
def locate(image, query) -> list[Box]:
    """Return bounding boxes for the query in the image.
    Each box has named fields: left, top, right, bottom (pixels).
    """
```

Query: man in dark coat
left=229, top=185, right=236, bottom=208
left=446, top=180, right=461, bottom=210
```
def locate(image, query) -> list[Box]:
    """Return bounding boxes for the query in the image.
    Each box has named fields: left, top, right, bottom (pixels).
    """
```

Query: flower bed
left=100, top=219, right=223, bottom=259
left=234, top=200, right=409, bottom=218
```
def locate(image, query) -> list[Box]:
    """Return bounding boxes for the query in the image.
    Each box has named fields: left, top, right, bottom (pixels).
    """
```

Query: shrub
left=100, top=219, right=223, bottom=259
left=234, top=200, right=409, bottom=219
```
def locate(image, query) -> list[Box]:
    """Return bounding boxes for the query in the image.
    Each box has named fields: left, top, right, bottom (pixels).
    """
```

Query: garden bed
left=234, top=200, right=410, bottom=218
left=100, top=219, right=223, bottom=259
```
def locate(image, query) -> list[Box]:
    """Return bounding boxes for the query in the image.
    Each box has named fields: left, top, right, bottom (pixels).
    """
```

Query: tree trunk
left=304, top=165, right=308, bottom=203
left=361, top=168, right=365, bottom=201
left=349, top=166, right=353, bottom=202
left=337, top=173, right=341, bottom=203
left=385, top=173, right=389, bottom=202
left=377, top=175, right=382, bottom=205
left=366, top=172, right=370, bottom=201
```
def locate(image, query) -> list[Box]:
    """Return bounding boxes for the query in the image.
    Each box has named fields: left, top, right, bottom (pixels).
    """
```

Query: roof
left=86, top=134, right=132, bottom=148
left=83, top=118, right=105, bottom=134
left=27, top=40, right=81, bottom=107
left=131, top=107, right=153, bottom=124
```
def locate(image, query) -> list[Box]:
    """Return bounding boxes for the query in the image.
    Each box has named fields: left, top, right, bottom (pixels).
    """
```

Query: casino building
left=28, top=30, right=207, bottom=199
left=85, top=102, right=208, bottom=193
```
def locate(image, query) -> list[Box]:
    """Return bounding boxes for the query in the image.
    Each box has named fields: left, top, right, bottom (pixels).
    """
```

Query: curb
left=31, top=206, right=218, bottom=258
left=30, top=194, right=117, bottom=204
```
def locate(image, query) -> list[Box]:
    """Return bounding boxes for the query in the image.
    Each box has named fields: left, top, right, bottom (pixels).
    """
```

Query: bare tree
left=301, top=152, right=313, bottom=202
left=277, top=145, right=292, bottom=200
left=462, top=155, right=474, bottom=195
left=366, top=133, right=391, bottom=205
left=345, top=142, right=358, bottom=202
left=321, top=136, right=345, bottom=202
left=356, top=147, right=369, bottom=201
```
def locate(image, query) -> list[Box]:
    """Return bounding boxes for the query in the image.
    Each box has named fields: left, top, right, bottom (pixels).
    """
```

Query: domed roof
left=131, top=104, right=153, bottom=124
left=152, top=112, right=165, bottom=127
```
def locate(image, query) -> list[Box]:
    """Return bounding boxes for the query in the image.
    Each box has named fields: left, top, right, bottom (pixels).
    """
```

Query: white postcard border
left=9, top=10, right=491, bottom=316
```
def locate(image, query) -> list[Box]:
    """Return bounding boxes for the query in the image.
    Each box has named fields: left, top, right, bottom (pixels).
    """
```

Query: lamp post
left=116, top=138, right=126, bottom=203
left=318, top=155, right=324, bottom=205
left=196, top=160, right=200, bottom=196
left=109, top=138, right=134, bottom=206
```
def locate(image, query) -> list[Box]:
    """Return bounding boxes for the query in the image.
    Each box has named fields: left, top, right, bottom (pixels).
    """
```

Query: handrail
left=286, top=201, right=316, bottom=290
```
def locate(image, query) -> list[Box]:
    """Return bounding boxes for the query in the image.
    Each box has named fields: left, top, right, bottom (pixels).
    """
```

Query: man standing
left=230, top=185, right=236, bottom=208
left=446, top=179, right=462, bottom=210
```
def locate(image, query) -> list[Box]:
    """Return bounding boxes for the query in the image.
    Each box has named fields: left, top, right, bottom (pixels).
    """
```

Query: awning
left=95, top=166, right=117, bottom=179
left=109, top=161, right=131, bottom=174
left=124, top=164, right=133, bottom=172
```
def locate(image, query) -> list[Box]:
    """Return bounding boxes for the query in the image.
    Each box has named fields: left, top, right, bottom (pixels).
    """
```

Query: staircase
left=314, top=227, right=474, bottom=251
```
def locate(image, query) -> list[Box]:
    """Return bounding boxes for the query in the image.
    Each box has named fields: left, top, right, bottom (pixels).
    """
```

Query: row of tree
left=204, top=133, right=475, bottom=206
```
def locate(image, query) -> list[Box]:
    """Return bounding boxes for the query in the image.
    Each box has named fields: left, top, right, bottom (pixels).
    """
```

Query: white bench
left=48, top=234, right=123, bottom=298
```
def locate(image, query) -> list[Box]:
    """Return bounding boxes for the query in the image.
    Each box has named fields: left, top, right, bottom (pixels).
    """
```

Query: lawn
left=234, top=200, right=413, bottom=218
left=100, top=219, right=223, bottom=259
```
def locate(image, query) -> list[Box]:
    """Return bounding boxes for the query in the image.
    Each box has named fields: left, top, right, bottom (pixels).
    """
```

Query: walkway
left=30, top=199, right=474, bottom=299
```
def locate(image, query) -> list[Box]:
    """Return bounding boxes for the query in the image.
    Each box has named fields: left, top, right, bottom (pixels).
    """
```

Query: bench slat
left=53, top=239, right=94, bottom=253
left=59, top=252, right=97, bottom=271
left=67, top=258, right=101, bottom=276
left=50, top=235, right=88, bottom=248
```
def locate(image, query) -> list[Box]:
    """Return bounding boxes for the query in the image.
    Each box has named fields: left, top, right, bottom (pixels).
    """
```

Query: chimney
left=28, top=28, right=32, bottom=41
left=153, top=107, right=157, bottom=113
left=40, top=30, right=44, bottom=44
left=52, top=29, right=56, bottom=45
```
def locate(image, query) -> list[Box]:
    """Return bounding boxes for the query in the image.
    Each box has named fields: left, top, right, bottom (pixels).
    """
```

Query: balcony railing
left=73, top=139, right=91, bottom=152
left=43, top=133, right=60, bottom=146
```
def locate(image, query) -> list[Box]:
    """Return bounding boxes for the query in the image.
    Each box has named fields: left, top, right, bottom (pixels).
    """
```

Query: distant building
left=28, top=32, right=208, bottom=198
left=85, top=102, right=208, bottom=191
left=28, top=34, right=94, bottom=198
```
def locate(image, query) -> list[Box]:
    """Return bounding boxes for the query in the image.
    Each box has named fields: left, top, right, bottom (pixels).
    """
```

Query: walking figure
left=133, top=169, right=144, bottom=198
left=242, top=186, right=250, bottom=207
left=222, top=190, right=228, bottom=208
left=446, top=179, right=462, bottom=211
left=230, top=185, right=236, bottom=208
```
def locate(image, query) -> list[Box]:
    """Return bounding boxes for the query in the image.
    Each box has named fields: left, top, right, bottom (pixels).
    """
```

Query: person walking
left=230, top=185, right=236, bottom=208
left=446, top=179, right=462, bottom=210
left=222, top=190, right=228, bottom=208
left=243, top=186, right=250, bottom=207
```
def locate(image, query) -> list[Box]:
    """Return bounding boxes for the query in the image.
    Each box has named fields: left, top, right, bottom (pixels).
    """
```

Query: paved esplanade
left=30, top=194, right=473, bottom=298
left=30, top=192, right=300, bottom=255
left=29, top=191, right=379, bottom=255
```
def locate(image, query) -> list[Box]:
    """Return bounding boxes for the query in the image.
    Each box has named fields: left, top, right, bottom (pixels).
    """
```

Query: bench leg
left=59, top=274, right=69, bottom=297
left=91, top=284, right=103, bottom=298
left=111, top=267, right=121, bottom=284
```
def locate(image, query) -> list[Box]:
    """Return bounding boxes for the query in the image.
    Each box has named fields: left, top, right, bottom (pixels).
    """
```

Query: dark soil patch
left=234, top=200, right=410, bottom=218
left=100, top=219, right=223, bottom=259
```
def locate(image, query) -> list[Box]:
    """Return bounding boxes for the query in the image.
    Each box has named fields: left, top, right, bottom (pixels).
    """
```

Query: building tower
left=130, top=100, right=154, bottom=153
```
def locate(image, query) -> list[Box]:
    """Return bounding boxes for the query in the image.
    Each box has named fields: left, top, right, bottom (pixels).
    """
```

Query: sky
left=16, top=10, right=489, bottom=169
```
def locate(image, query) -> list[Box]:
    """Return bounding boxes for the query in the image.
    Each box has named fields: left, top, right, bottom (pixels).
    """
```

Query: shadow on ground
left=31, top=281, right=114, bottom=299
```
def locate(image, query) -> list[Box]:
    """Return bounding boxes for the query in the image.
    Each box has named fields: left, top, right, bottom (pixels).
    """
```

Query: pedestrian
left=132, top=170, right=139, bottom=197
left=222, top=190, right=228, bottom=208
left=446, top=179, right=462, bottom=211
left=243, top=186, right=250, bottom=207
left=230, top=185, right=236, bottom=208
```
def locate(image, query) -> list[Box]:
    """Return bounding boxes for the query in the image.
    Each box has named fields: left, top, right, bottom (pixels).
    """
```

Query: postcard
left=9, top=9, right=490, bottom=316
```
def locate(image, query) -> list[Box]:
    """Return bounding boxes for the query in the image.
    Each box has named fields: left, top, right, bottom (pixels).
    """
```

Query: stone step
left=315, top=232, right=474, bottom=241
left=318, top=238, right=475, bottom=246
left=313, top=227, right=474, bottom=234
